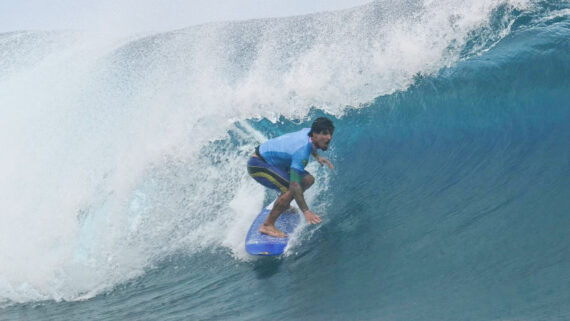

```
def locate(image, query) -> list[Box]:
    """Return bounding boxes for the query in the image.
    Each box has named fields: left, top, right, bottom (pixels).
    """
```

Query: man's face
left=312, top=130, right=333, bottom=151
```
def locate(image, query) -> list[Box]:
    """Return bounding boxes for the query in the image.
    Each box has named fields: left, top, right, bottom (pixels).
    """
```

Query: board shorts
left=247, top=148, right=310, bottom=194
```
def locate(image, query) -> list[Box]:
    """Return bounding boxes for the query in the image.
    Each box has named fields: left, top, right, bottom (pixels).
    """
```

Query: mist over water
left=1, top=1, right=569, bottom=320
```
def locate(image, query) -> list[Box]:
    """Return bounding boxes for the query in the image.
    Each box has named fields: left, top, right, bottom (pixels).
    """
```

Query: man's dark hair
left=308, top=117, right=335, bottom=136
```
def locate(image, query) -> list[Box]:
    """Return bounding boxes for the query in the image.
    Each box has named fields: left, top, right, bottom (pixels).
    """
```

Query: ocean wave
left=0, top=0, right=567, bottom=313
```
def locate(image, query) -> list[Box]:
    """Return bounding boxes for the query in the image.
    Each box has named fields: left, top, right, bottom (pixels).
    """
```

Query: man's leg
left=260, top=191, right=294, bottom=237
left=260, top=174, right=315, bottom=237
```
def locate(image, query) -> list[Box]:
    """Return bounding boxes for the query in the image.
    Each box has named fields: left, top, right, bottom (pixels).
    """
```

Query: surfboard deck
left=245, top=203, right=300, bottom=256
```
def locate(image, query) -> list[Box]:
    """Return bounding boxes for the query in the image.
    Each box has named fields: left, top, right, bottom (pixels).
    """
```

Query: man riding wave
left=247, top=117, right=335, bottom=237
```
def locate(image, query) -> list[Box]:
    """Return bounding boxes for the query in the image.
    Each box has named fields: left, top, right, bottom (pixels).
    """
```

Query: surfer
left=247, top=117, right=335, bottom=237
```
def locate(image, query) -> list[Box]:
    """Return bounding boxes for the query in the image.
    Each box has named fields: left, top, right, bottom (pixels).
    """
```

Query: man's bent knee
left=302, top=175, right=315, bottom=191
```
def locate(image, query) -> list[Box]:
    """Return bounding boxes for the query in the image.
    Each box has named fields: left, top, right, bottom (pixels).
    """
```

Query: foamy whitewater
left=1, top=0, right=569, bottom=320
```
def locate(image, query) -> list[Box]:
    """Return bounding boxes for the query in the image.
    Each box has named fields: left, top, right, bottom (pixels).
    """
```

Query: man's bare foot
left=259, top=224, right=287, bottom=238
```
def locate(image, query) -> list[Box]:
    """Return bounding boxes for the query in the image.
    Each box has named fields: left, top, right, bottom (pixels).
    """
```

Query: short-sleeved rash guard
left=259, top=128, right=313, bottom=175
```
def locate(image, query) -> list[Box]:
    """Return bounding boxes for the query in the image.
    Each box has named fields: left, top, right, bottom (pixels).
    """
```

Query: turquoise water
left=1, top=1, right=569, bottom=320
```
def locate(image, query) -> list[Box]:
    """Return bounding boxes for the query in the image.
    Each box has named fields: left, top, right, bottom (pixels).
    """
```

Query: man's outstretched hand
left=316, top=156, right=334, bottom=170
left=303, top=210, right=322, bottom=224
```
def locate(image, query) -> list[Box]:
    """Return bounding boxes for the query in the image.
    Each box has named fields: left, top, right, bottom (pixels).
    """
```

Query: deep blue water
left=1, top=1, right=569, bottom=320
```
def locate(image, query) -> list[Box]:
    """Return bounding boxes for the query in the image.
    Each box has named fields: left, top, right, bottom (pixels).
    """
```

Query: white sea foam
left=0, top=0, right=530, bottom=305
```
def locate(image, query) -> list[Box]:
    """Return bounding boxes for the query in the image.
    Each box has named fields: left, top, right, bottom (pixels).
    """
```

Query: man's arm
left=289, top=169, right=321, bottom=224
left=289, top=169, right=308, bottom=211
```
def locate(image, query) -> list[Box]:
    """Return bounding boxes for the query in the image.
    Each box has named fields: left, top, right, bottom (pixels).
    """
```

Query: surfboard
left=245, top=203, right=300, bottom=256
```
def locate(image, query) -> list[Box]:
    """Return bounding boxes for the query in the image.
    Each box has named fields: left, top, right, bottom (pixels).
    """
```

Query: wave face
left=1, top=0, right=569, bottom=320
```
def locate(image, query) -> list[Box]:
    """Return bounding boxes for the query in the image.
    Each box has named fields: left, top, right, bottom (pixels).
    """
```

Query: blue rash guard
left=259, top=128, right=314, bottom=181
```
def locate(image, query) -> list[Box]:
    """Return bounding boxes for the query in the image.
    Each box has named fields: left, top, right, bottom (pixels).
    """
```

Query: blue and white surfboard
left=245, top=203, right=300, bottom=256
